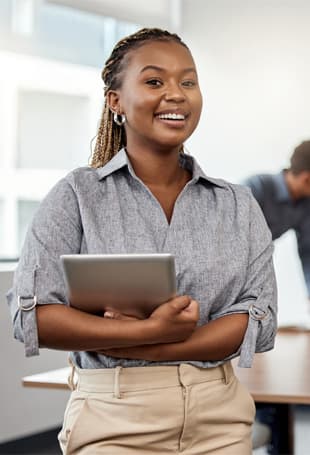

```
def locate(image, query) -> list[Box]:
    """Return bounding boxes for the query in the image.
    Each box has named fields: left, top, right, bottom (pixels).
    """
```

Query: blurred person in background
left=245, top=140, right=310, bottom=301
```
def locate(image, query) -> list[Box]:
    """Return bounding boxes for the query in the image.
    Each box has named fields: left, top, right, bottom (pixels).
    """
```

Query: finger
left=104, top=311, right=135, bottom=320
left=170, top=295, right=191, bottom=312
left=183, top=299, right=199, bottom=314
left=182, top=300, right=200, bottom=322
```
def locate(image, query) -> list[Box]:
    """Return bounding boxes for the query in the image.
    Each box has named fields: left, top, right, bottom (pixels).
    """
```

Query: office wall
left=182, top=0, right=310, bottom=179
left=0, top=269, right=69, bottom=443
left=182, top=0, right=310, bottom=323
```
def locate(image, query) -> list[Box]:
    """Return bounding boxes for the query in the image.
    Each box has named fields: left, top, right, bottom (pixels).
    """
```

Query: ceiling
left=46, top=0, right=182, bottom=30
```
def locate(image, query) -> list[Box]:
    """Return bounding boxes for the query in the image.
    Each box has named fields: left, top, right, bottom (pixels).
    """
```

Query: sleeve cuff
left=238, top=303, right=269, bottom=368
left=19, top=296, right=39, bottom=357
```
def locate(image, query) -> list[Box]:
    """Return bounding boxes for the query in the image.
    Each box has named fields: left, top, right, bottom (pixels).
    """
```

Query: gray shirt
left=7, top=149, right=277, bottom=368
left=245, top=171, right=310, bottom=296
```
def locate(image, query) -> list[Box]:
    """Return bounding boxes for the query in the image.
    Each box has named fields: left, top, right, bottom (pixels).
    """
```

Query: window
left=17, top=200, right=40, bottom=252
left=17, top=90, right=91, bottom=170
left=0, top=1, right=139, bottom=259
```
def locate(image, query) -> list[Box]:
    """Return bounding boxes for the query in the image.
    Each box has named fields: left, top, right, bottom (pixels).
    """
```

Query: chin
left=158, top=135, right=188, bottom=149
left=156, top=142, right=184, bottom=153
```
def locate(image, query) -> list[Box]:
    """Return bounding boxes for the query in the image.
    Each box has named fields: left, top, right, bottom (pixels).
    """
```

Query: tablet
left=60, top=253, right=176, bottom=318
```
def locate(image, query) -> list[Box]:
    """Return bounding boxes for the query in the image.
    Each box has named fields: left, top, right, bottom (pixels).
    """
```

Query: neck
left=284, top=170, right=301, bottom=200
left=126, top=145, right=187, bottom=187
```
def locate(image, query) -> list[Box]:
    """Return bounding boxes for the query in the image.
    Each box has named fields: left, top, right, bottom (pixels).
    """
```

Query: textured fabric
left=244, top=171, right=310, bottom=295
left=58, top=362, right=255, bottom=454
left=7, top=149, right=277, bottom=368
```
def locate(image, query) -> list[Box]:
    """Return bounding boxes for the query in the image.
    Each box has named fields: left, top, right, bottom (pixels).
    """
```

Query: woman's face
left=108, top=40, right=203, bottom=153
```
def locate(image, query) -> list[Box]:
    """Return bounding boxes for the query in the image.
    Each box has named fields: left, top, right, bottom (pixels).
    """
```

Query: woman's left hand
left=103, top=309, right=140, bottom=321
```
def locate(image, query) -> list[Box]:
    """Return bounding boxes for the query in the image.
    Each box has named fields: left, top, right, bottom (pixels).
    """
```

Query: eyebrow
left=140, top=65, right=197, bottom=75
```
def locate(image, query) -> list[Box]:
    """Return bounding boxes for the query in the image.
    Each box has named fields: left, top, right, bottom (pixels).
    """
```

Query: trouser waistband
left=68, top=362, right=234, bottom=398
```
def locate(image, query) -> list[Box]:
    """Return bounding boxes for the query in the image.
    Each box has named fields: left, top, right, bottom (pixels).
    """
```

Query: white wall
left=183, top=0, right=310, bottom=180
left=0, top=269, right=69, bottom=443
left=182, top=0, right=310, bottom=324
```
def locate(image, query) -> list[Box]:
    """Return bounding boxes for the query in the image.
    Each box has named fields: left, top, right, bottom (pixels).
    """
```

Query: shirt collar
left=96, top=148, right=130, bottom=180
left=96, top=148, right=226, bottom=188
left=274, top=170, right=291, bottom=202
left=179, top=152, right=226, bottom=188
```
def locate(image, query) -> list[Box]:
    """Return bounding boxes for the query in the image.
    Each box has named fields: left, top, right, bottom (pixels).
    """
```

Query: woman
left=7, top=28, right=277, bottom=454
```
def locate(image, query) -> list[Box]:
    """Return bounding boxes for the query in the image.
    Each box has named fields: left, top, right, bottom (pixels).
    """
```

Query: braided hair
left=90, top=28, right=188, bottom=168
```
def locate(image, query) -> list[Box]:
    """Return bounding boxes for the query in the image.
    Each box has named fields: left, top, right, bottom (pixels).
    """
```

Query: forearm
left=153, top=313, right=249, bottom=361
left=36, top=304, right=154, bottom=351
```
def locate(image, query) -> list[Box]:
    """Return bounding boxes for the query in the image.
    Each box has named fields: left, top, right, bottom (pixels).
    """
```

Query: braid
left=91, top=102, right=123, bottom=168
left=90, top=28, right=188, bottom=168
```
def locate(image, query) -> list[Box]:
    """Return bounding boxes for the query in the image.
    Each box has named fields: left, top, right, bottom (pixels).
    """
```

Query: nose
left=164, top=81, right=185, bottom=102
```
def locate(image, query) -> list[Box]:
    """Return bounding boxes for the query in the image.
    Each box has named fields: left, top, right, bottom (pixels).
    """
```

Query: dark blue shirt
left=245, top=171, right=310, bottom=296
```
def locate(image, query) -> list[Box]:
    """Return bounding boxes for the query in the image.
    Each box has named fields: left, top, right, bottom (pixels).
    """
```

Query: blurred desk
left=234, top=329, right=310, bottom=454
left=23, top=330, right=310, bottom=454
left=234, top=329, right=310, bottom=404
left=23, top=366, right=71, bottom=390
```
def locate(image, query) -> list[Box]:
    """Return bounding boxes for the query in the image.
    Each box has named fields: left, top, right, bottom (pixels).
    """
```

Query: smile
left=156, top=113, right=186, bottom=120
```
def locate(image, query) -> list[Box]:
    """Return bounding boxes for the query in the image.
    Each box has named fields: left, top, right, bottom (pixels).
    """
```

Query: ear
left=107, top=90, right=122, bottom=114
left=299, top=171, right=310, bottom=183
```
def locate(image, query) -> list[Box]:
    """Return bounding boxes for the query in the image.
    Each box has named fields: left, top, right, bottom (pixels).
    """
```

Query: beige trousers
left=58, top=362, right=255, bottom=454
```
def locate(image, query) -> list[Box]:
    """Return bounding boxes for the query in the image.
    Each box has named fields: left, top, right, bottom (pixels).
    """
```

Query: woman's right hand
left=148, top=295, right=199, bottom=344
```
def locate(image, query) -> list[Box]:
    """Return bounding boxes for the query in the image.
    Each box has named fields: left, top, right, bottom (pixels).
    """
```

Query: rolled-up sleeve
left=210, top=191, right=277, bottom=368
left=6, top=175, right=82, bottom=356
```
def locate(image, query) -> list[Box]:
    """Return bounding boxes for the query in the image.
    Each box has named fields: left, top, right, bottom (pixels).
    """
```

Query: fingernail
left=104, top=311, right=114, bottom=318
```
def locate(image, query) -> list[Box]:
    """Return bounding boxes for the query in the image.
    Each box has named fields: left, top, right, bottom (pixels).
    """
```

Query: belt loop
left=222, top=363, right=229, bottom=385
left=68, top=358, right=77, bottom=391
left=114, top=366, right=122, bottom=399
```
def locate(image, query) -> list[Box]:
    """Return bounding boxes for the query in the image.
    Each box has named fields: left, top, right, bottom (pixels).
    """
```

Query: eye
left=182, top=80, right=197, bottom=87
left=145, top=78, right=163, bottom=87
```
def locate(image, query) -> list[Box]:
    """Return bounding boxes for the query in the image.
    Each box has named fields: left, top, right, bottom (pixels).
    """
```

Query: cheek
left=191, top=95, right=203, bottom=124
left=124, top=95, right=157, bottom=120
left=191, top=92, right=203, bottom=114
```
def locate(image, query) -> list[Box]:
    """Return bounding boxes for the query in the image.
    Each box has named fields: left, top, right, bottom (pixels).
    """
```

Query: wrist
left=141, top=318, right=160, bottom=344
left=124, top=318, right=159, bottom=346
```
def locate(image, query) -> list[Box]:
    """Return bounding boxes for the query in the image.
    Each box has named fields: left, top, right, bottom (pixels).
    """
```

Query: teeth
left=158, top=113, right=185, bottom=120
